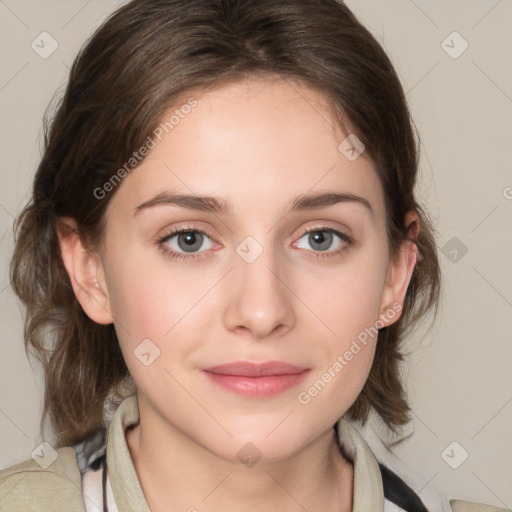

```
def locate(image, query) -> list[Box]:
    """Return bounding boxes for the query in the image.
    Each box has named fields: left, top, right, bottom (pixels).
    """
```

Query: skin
left=58, top=76, right=418, bottom=512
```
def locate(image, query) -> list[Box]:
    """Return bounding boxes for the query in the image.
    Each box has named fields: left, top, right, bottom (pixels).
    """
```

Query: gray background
left=0, top=0, right=511, bottom=508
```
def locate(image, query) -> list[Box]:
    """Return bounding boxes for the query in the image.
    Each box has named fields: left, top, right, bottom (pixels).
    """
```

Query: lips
left=202, top=361, right=309, bottom=377
left=201, top=361, right=310, bottom=397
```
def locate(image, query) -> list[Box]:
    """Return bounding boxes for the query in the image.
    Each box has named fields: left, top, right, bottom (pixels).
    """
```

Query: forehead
left=105, top=77, right=385, bottom=223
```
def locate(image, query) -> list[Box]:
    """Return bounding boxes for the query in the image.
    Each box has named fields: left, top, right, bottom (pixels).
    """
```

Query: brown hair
left=10, top=0, right=441, bottom=449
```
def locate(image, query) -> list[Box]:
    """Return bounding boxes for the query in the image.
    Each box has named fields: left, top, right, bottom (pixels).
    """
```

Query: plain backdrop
left=0, top=0, right=511, bottom=508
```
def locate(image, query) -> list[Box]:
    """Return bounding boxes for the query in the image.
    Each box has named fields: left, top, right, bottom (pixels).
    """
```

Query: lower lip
left=202, top=370, right=310, bottom=398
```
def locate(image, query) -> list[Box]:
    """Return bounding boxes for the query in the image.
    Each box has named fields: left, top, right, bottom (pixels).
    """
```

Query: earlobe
left=378, top=211, right=419, bottom=327
left=56, top=217, right=113, bottom=325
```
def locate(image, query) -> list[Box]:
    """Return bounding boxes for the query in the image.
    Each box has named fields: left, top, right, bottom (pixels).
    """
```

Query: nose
left=222, top=242, right=296, bottom=340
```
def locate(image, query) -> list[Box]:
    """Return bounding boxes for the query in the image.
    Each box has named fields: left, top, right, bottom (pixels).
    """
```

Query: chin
left=202, top=427, right=313, bottom=466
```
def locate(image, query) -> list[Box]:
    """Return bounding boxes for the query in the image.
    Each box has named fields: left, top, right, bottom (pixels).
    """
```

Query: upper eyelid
left=158, top=225, right=214, bottom=242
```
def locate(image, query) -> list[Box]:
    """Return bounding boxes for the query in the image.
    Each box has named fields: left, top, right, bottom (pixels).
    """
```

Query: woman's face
left=89, top=77, right=413, bottom=461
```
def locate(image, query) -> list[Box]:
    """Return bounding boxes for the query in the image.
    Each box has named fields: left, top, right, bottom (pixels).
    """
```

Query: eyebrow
left=134, top=190, right=374, bottom=217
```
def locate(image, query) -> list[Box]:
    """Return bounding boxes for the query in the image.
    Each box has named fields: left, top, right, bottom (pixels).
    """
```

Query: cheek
left=106, top=269, right=182, bottom=397
left=295, top=271, right=382, bottom=420
left=106, top=250, right=197, bottom=337
left=104, top=254, right=210, bottom=374
left=107, top=268, right=164, bottom=338
left=102, top=256, right=164, bottom=370
left=299, top=252, right=387, bottom=345
left=292, top=248, right=387, bottom=409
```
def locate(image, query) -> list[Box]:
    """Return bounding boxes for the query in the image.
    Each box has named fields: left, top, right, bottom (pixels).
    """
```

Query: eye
left=156, top=225, right=353, bottom=262
left=157, top=227, right=216, bottom=261
left=293, top=227, right=352, bottom=259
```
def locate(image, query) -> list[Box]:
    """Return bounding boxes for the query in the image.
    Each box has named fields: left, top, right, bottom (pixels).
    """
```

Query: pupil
left=179, top=232, right=202, bottom=252
left=310, top=231, right=332, bottom=251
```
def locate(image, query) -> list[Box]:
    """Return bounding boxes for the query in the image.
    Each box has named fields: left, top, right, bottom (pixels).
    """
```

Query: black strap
left=379, top=463, right=430, bottom=512
left=102, top=455, right=109, bottom=512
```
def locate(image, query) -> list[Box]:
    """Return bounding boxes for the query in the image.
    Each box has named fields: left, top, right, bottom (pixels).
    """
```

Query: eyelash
left=156, top=225, right=353, bottom=262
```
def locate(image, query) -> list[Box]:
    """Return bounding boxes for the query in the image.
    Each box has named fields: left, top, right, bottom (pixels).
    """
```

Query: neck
left=126, top=402, right=354, bottom=512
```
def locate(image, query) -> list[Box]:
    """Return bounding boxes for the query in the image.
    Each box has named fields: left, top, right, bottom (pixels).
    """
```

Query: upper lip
left=202, top=361, right=309, bottom=377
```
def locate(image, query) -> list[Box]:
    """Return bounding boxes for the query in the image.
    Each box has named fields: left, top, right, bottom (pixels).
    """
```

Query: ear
left=378, top=210, right=419, bottom=327
left=56, top=217, right=113, bottom=325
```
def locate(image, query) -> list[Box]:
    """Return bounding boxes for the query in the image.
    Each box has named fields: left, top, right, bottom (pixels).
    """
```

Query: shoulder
left=449, top=500, right=511, bottom=512
left=0, top=446, right=85, bottom=512
left=379, top=462, right=510, bottom=512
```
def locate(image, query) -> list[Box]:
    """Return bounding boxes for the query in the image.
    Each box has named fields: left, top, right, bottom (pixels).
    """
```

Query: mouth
left=201, top=361, right=311, bottom=398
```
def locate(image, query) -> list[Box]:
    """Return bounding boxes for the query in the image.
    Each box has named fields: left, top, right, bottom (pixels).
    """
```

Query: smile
left=201, top=361, right=311, bottom=398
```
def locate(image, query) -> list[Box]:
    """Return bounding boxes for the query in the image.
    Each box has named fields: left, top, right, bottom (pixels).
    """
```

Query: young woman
left=0, top=1, right=508, bottom=511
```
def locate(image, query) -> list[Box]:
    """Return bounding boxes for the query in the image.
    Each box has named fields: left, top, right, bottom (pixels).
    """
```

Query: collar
left=336, top=416, right=385, bottom=511
left=106, top=393, right=388, bottom=511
